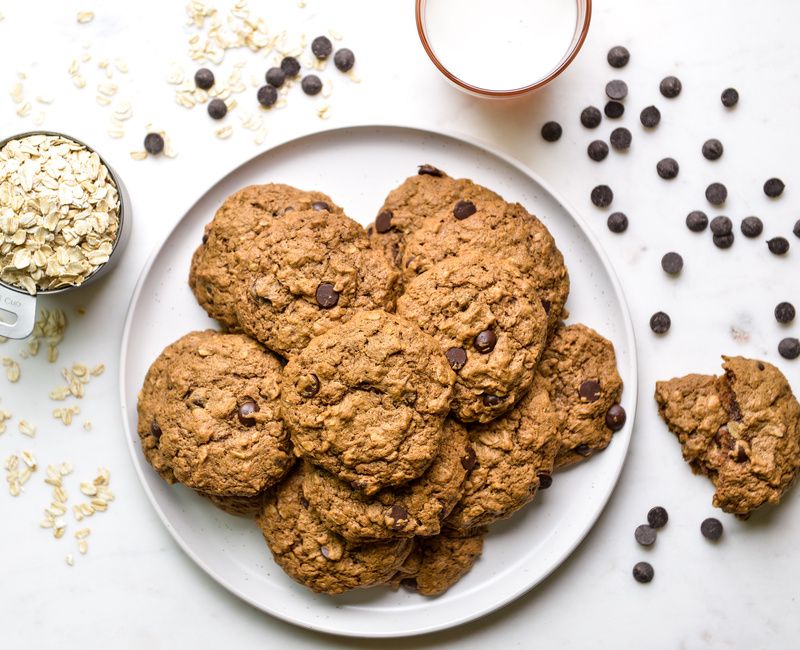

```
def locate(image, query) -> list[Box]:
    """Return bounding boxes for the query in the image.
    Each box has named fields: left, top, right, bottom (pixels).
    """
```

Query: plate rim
left=118, top=123, right=639, bottom=638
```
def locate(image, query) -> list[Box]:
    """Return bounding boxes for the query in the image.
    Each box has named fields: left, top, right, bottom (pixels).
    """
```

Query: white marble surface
left=1, top=0, right=799, bottom=647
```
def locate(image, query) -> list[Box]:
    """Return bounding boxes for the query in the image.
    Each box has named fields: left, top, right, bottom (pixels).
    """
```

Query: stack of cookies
left=137, top=166, right=626, bottom=596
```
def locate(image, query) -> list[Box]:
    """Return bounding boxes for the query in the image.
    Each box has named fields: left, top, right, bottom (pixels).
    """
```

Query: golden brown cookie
left=397, top=253, right=548, bottom=422
left=281, top=310, right=456, bottom=495
left=655, top=356, right=800, bottom=517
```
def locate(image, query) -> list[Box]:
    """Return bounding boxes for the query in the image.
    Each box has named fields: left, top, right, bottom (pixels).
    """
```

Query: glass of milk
left=416, top=0, right=591, bottom=97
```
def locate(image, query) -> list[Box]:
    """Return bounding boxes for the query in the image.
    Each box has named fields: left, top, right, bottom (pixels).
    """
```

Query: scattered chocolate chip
left=574, top=444, right=592, bottom=457
left=640, top=105, right=661, bottom=128
left=418, top=164, right=444, bottom=177
left=713, top=233, right=734, bottom=249
left=702, top=138, right=723, bottom=160
left=453, top=200, right=477, bottom=219
left=764, top=177, right=785, bottom=198
left=661, top=252, right=683, bottom=274
left=647, top=506, right=669, bottom=529
left=280, top=56, right=301, bottom=77
left=375, top=210, right=393, bottom=233
left=633, top=561, right=654, bottom=583
left=635, top=524, right=657, bottom=546
left=150, top=421, right=162, bottom=439
left=767, top=236, right=790, bottom=255
left=610, top=127, right=632, bottom=150
left=778, top=337, right=800, bottom=360
left=537, top=472, right=553, bottom=489
left=315, top=283, right=339, bottom=308
left=740, top=216, right=763, bottom=238
left=700, top=517, right=723, bottom=540
left=605, top=79, right=628, bottom=100
left=311, top=35, right=333, bottom=60
left=445, top=347, right=467, bottom=371
left=194, top=68, right=215, bottom=90
left=579, top=379, right=601, bottom=402
left=591, top=185, right=614, bottom=208
left=604, top=100, right=625, bottom=118
left=775, top=302, right=796, bottom=324
left=311, top=200, right=330, bottom=212
left=143, top=133, right=164, bottom=155
left=334, top=48, right=356, bottom=72
left=257, top=84, right=278, bottom=107
left=607, top=45, right=630, bottom=68
left=207, top=98, right=228, bottom=119
left=301, top=74, right=322, bottom=95
left=650, top=311, right=671, bottom=334
left=705, top=182, right=727, bottom=205
left=237, top=400, right=259, bottom=426
left=656, top=157, right=679, bottom=179
left=265, top=67, right=285, bottom=88
left=794, top=220, right=800, bottom=239
left=580, top=105, right=602, bottom=128
left=607, top=211, right=628, bottom=233
left=605, top=404, right=627, bottom=430
left=298, top=374, right=320, bottom=398
left=540, top=121, right=563, bottom=142
left=482, top=394, right=504, bottom=407
left=686, top=210, right=709, bottom=232
left=461, top=445, right=477, bottom=471
left=388, top=504, right=409, bottom=527
left=474, top=329, right=497, bottom=353
left=588, top=140, right=609, bottom=162
left=721, top=87, right=739, bottom=107
left=660, top=76, right=682, bottom=98
left=710, top=216, right=732, bottom=236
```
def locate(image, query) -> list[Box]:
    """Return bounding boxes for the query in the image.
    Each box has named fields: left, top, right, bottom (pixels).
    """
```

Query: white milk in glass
left=424, top=0, right=578, bottom=91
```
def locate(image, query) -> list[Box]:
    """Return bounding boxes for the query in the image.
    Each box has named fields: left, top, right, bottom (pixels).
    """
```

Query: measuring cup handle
left=0, top=285, right=36, bottom=340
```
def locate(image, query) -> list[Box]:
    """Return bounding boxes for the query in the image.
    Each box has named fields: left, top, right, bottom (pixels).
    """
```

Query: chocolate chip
left=686, top=210, right=708, bottom=232
left=375, top=210, right=393, bottom=233
left=311, top=35, right=333, bottom=60
left=418, top=164, right=444, bottom=177
left=659, top=75, right=682, bottom=98
left=266, top=67, right=285, bottom=88
left=202, top=233, right=209, bottom=244
left=150, top=421, right=162, bottom=439
left=579, top=379, right=601, bottom=402
left=320, top=545, right=333, bottom=559
left=650, top=311, right=671, bottom=334
left=635, top=524, right=657, bottom=546
left=300, top=495, right=309, bottom=508
left=606, top=404, right=627, bottom=430
left=143, top=133, right=164, bottom=155
left=607, top=46, right=630, bottom=68
left=794, top=220, right=800, bottom=239
left=257, top=84, right=278, bottom=107
left=194, top=68, right=215, bottom=90
left=701, top=138, right=723, bottom=161
left=647, top=506, right=669, bottom=529
left=580, top=106, right=602, bottom=128
left=334, top=48, right=355, bottom=72
left=298, top=374, right=320, bottom=398
left=311, top=200, right=330, bottom=212
left=445, top=347, right=467, bottom=371
left=740, top=216, right=763, bottom=238
left=661, top=252, right=683, bottom=275
left=541, top=121, right=562, bottom=142
left=588, top=140, right=609, bottom=162
left=734, top=443, right=748, bottom=463
left=237, top=400, right=259, bottom=426
left=767, top=236, right=790, bottom=255
left=474, top=329, right=497, bottom=353
left=607, top=212, right=628, bottom=233
left=605, top=79, right=628, bottom=100
left=633, top=561, right=654, bottom=583
left=610, top=127, right=632, bottom=150
left=574, top=444, right=592, bottom=457
left=461, top=445, right=477, bottom=471
left=714, top=425, right=733, bottom=449
left=591, top=185, right=613, bottom=208
left=315, top=283, right=339, bottom=308
left=778, top=337, right=800, bottom=360
left=280, top=56, right=301, bottom=77
left=705, top=182, right=727, bottom=205
left=640, top=105, right=661, bottom=128
left=721, top=87, right=739, bottom=107
left=537, top=472, right=553, bottom=489
left=401, top=578, right=418, bottom=591
left=710, top=215, right=732, bottom=235
left=775, top=302, right=796, bottom=324
left=301, top=75, right=322, bottom=95
left=764, top=177, right=785, bottom=198
left=388, top=504, right=409, bottom=527
left=541, top=299, right=551, bottom=314
left=482, top=394, right=504, bottom=407
left=604, top=100, right=624, bottom=118
left=656, top=157, right=679, bottom=179
left=453, top=200, right=477, bottom=219
left=713, top=233, right=734, bottom=249
left=700, top=517, right=723, bottom=540
left=207, top=98, right=228, bottom=119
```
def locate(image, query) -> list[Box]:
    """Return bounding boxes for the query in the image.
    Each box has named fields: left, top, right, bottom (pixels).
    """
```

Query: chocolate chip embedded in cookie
left=189, top=184, right=343, bottom=329
left=536, top=323, right=624, bottom=469
left=401, top=199, right=569, bottom=334
left=281, top=310, right=456, bottom=495
left=446, top=377, right=562, bottom=531
left=655, top=356, right=800, bottom=517
left=137, top=330, right=294, bottom=496
left=257, top=466, right=413, bottom=594
left=302, top=419, right=472, bottom=542
left=234, top=209, right=399, bottom=357
left=397, top=253, right=548, bottom=423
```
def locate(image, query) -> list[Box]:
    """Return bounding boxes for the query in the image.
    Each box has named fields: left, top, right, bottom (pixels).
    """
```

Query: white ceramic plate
left=120, top=125, right=637, bottom=638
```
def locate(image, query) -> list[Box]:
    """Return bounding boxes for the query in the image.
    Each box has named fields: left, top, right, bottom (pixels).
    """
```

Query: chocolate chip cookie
left=401, top=198, right=569, bottom=334
left=397, top=253, right=548, bottom=422
left=234, top=209, right=399, bottom=357
left=257, top=466, right=413, bottom=594
left=655, top=356, right=800, bottom=517
left=281, top=310, right=456, bottom=495
left=302, top=419, right=473, bottom=542
left=536, top=323, right=624, bottom=469
left=137, top=330, right=294, bottom=496
left=446, top=377, right=561, bottom=531
left=189, top=184, right=342, bottom=329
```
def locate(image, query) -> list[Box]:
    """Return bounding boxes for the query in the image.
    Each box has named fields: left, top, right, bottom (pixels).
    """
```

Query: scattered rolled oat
left=53, top=406, right=81, bottom=426
left=0, top=408, right=12, bottom=434
left=76, top=11, right=95, bottom=24
left=3, top=357, right=20, bottom=382
left=18, top=419, right=36, bottom=437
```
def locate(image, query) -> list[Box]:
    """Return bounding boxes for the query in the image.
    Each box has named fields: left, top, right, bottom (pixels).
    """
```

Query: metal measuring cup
left=0, top=131, right=132, bottom=339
